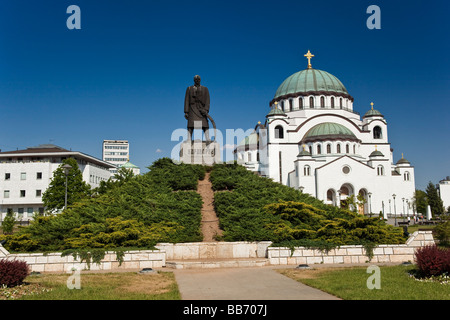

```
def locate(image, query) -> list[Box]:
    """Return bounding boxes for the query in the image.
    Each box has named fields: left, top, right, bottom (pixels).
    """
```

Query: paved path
left=173, top=266, right=339, bottom=300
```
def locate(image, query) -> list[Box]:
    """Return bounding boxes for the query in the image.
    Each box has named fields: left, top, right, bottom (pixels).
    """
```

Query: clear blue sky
left=0, top=0, right=448, bottom=190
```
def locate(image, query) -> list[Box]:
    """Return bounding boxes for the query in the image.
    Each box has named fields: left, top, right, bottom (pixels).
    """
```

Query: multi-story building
left=102, top=139, right=140, bottom=175
left=0, top=144, right=114, bottom=223
left=102, top=140, right=129, bottom=174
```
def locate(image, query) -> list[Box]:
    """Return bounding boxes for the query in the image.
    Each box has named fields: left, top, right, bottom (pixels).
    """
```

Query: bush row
left=0, top=158, right=204, bottom=253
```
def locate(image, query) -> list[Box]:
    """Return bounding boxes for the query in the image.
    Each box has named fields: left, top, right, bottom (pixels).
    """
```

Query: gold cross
left=304, top=50, right=314, bottom=69
left=370, top=102, right=374, bottom=110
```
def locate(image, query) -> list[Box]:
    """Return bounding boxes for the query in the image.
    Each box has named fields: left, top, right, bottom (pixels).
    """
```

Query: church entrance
left=358, top=189, right=368, bottom=215
left=339, top=184, right=354, bottom=210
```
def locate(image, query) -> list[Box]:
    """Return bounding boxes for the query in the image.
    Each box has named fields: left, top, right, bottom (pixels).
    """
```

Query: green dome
left=303, top=122, right=358, bottom=143
left=238, top=132, right=258, bottom=147
left=369, top=150, right=384, bottom=157
left=266, top=107, right=286, bottom=117
left=364, top=109, right=383, bottom=117
left=274, top=69, right=348, bottom=100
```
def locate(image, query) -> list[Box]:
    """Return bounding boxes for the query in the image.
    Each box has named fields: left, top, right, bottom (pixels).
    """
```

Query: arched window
left=275, top=125, right=284, bottom=139
left=373, top=126, right=382, bottom=139
left=337, top=144, right=341, bottom=153
left=309, top=146, right=312, bottom=154
left=326, top=144, right=331, bottom=154
left=288, top=99, right=293, bottom=111
left=377, top=165, right=384, bottom=176
left=353, top=145, right=356, bottom=154
left=281, top=101, right=285, bottom=112
left=320, top=96, right=325, bottom=108
left=309, top=97, right=314, bottom=108
left=317, top=144, right=322, bottom=154
left=340, top=98, right=343, bottom=109
left=331, top=97, right=335, bottom=108
left=404, top=171, right=410, bottom=181
left=304, top=165, right=311, bottom=176
left=298, top=97, right=303, bottom=109
left=346, top=144, right=350, bottom=153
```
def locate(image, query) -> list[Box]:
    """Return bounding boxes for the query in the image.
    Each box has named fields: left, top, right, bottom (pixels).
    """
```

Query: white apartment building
left=438, top=177, right=450, bottom=210
left=0, top=144, right=115, bottom=223
left=102, top=140, right=129, bottom=174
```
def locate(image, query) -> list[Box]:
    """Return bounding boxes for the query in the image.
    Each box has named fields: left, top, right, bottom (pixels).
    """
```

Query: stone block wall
left=267, top=231, right=435, bottom=265
left=0, top=249, right=165, bottom=273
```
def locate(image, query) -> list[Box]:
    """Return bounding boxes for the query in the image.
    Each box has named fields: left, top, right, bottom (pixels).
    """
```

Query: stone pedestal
left=180, top=140, right=221, bottom=165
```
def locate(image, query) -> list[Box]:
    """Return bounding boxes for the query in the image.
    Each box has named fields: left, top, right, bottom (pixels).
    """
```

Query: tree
left=2, top=209, right=16, bottom=235
left=413, top=189, right=428, bottom=215
left=42, top=158, right=91, bottom=211
left=425, top=182, right=444, bottom=217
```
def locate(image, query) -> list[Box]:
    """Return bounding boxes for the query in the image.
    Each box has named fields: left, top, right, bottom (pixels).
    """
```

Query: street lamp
left=392, top=194, right=397, bottom=226
left=299, top=186, right=304, bottom=193
left=402, top=198, right=405, bottom=221
left=368, top=192, right=372, bottom=217
left=62, top=164, right=72, bottom=210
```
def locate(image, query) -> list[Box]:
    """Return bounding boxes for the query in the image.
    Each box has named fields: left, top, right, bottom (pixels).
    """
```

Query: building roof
left=273, top=68, right=349, bottom=101
left=238, top=132, right=259, bottom=147
left=266, top=107, right=286, bottom=117
left=302, top=122, right=358, bottom=143
left=0, top=144, right=116, bottom=169
left=119, top=161, right=139, bottom=169
left=369, top=150, right=384, bottom=157
left=364, top=108, right=383, bottom=117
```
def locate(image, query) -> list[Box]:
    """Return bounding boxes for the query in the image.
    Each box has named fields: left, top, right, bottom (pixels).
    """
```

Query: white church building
left=235, top=51, right=415, bottom=216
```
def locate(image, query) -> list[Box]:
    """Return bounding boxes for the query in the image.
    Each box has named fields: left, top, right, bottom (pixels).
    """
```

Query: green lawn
left=2, top=271, right=181, bottom=300
left=279, top=265, right=449, bottom=300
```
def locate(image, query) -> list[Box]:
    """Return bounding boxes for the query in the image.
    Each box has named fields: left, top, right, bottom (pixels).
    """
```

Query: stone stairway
left=157, top=241, right=272, bottom=270
left=165, top=258, right=269, bottom=269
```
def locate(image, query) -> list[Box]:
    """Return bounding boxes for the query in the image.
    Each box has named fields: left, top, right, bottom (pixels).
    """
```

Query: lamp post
left=402, top=198, right=405, bottom=221
left=368, top=192, right=372, bottom=217
left=62, top=164, right=72, bottom=210
left=392, top=194, right=397, bottom=226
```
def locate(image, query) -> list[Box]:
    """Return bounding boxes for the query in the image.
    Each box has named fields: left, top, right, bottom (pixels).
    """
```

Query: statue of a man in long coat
left=184, top=75, right=210, bottom=141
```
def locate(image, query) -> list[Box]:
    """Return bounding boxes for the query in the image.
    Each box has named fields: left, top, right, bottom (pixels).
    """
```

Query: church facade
left=235, top=51, right=415, bottom=216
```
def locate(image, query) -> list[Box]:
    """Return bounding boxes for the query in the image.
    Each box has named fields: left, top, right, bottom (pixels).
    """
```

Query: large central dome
left=274, top=69, right=348, bottom=100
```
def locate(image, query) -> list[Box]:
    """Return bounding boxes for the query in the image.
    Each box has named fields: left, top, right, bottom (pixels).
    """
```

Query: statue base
left=180, top=140, right=221, bottom=165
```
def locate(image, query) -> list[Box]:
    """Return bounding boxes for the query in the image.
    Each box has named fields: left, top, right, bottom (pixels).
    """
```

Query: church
left=235, top=51, right=415, bottom=216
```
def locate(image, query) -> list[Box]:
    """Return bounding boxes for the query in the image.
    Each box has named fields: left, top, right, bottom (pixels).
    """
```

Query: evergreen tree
left=425, top=182, right=444, bottom=217
left=413, top=189, right=428, bottom=215
left=2, top=209, right=16, bottom=235
left=42, top=158, right=91, bottom=211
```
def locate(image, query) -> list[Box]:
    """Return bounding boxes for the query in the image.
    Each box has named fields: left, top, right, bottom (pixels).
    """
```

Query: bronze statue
left=184, top=75, right=210, bottom=141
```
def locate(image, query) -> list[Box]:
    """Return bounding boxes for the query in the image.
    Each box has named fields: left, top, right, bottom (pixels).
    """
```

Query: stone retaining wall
left=0, top=231, right=436, bottom=271
left=0, top=249, right=165, bottom=273
left=155, top=241, right=272, bottom=260
left=267, top=231, right=435, bottom=265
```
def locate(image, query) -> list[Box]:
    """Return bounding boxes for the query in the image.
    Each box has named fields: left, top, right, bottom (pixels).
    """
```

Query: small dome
left=364, top=109, right=383, bottom=117
left=274, top=69, right=349, bottom=101
left=302, top=122, right=358, bottom=143
left=396, top=157, right=410, bottom=165
left=297, top=148, right=311, bottom=157
left=266, top=107, right=286, bottom=117
left=238, top=132, right=258, bottom=147
left=369, top=150, right=384, bottom=157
